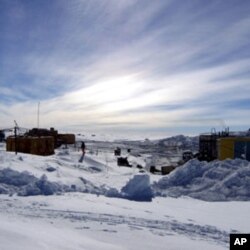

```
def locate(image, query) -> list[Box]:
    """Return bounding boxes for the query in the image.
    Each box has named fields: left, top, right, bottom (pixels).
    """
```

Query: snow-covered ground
left=0, top=140, right=249, bottom=250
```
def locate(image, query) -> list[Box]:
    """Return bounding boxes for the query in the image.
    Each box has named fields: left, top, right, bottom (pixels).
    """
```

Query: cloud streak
left=1, top=0, right=250, bottom=138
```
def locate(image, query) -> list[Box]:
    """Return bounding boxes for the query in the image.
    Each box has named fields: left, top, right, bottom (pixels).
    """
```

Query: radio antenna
left=37, top=101, right=40, bottom=128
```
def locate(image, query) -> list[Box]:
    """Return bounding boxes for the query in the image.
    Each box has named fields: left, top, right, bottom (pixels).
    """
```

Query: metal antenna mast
left=14, top=120, right=19, bottom=155
left=37, top=101, right=40, bottom=128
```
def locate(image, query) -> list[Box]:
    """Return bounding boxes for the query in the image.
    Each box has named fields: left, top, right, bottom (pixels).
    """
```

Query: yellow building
left=217, top=137, right=250, bottom=161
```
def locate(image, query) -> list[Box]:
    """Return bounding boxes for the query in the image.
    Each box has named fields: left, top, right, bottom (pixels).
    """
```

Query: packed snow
left=154, top=159, right=250, bottom=201
left=0, top=138, right=250, bottom=250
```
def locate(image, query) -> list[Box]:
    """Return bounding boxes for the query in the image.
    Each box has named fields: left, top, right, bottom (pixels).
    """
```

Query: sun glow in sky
left=1, top=0, right=250, bottom=139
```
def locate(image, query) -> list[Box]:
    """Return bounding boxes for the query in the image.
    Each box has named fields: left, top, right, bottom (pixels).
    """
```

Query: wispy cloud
left=1, top=0, right=250, bottom=137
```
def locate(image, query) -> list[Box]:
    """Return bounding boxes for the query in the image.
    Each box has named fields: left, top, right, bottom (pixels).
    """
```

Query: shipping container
left=6, top=136, right=54, bottom=156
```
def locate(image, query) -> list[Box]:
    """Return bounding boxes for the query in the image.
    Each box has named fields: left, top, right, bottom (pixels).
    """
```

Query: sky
left=0, top=0, right=250, bottom=139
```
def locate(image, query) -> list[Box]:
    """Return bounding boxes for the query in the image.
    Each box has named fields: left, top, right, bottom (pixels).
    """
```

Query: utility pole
left=37, top=101, right=40, bottom=128
left=14, top=120, right=18, bottom=155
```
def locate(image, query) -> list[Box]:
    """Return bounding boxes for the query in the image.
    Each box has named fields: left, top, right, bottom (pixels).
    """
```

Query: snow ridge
left=153, top=159, right=250, bottom=201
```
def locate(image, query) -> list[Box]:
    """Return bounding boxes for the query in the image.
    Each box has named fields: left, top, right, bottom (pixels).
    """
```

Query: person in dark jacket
left=79, top=141, right=86, bottom=162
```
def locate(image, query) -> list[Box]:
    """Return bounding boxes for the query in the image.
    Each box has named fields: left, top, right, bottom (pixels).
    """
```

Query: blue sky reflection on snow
left=0, top=0, right=250, bottom=138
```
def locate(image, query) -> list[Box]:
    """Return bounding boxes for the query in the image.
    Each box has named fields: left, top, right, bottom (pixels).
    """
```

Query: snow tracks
left=0, top=195, right=229, bottom=248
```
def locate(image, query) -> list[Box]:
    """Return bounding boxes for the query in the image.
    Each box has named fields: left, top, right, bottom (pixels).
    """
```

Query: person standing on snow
left=81, top=141, right=86, bottom=154
left=79, top=141, right=86, bottom=162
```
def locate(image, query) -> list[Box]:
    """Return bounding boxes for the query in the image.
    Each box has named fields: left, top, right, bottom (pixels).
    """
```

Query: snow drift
left=120, top=174, right=154, bottom=201
left=153, top=159, right=250, bottom=201
left=1, top=145, right=250, bottom=202
left=0, top=168, right=153, bottom=202
left=0, top=168, right=67, bottom=196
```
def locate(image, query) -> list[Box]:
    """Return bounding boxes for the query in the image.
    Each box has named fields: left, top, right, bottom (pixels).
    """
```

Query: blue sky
left=0, top=0, right=250, bottom=139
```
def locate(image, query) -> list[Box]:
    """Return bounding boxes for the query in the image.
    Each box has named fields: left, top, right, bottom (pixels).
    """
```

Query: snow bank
left=0, top=169, right=69, bottom=196
left=4, top=143, right=249, bottom=202
left=0, top=168, right=154, bottom=202
left=0, top=168, right=111, bottom=197
left=153, top=159, right=250, bottom=201
left=120, top=174, right=154, bottom=201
